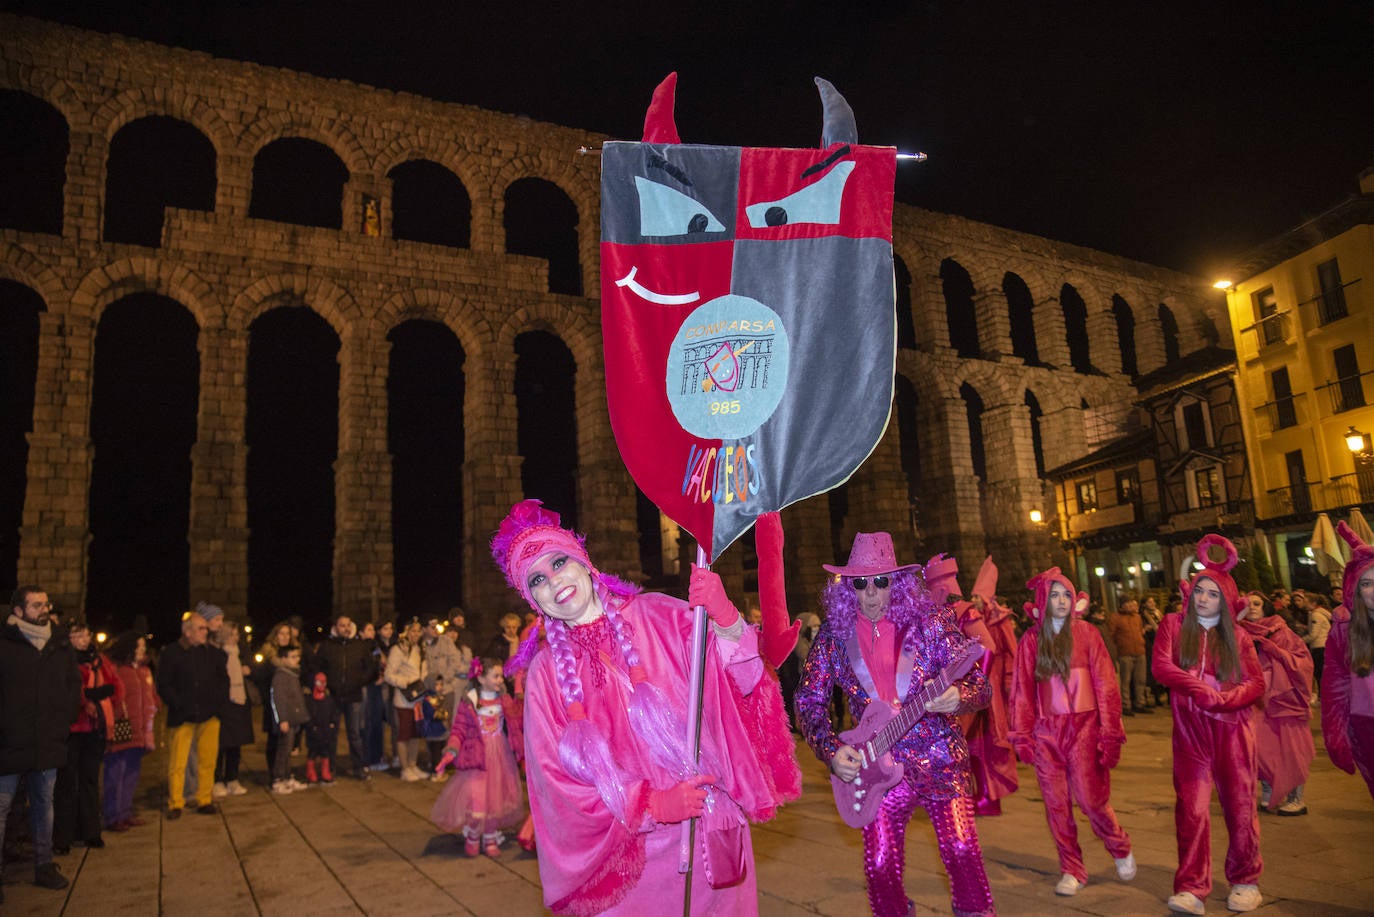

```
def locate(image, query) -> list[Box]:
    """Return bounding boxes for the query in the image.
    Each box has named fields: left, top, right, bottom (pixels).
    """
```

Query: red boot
left=320, top=758, right=334, bottom=784
left=305, top=759, right=319, bottom=784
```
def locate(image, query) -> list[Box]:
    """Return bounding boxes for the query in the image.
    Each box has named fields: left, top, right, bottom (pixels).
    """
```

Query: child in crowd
left=305, top=672, right=339, bottom=785
left=1152, top=535, right=1265, bottom=915
left=269, top=645, right=310, bottom=794
left=431, top=657, right=524, bottom=857
left=1324, top=521, right=1374, bottom=799
left=1008, top=568, right=1134, bottom=897
left=418, top=675, right=453, bottom=780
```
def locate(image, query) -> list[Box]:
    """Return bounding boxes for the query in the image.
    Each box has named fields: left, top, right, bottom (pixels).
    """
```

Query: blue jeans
left=0, top=768, right=58, bottom=867
left=362, top=684, right=386, bottom=766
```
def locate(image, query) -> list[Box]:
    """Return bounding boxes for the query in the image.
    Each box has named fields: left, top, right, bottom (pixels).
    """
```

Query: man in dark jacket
left=314, top=615, right=377, bottom=779
left=156, top=611, right=229, bottom=818
left=0, top=585, right=81, bottom=898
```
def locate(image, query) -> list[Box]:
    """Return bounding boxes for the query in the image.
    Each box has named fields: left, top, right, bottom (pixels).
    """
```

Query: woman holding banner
left=491, top=499, right=798, bottom=916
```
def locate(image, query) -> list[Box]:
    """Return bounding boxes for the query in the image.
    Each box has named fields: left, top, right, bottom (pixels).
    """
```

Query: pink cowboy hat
left=823, top=531, right=922, bottom=577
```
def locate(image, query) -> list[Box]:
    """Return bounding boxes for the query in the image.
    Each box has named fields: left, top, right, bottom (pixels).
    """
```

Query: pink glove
left=648, top=774, right=715, bottom=824
left=1012, top=740, right=1035, bottom=765
left=755, top=512, right=801, bottom=668
left=1098, top=741, right=1122, bottom=769
left=688, top=565, right=741, bottom=628
left=435, top=747, right=458, bottom=775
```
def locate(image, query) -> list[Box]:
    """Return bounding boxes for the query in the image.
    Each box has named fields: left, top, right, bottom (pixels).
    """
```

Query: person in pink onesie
left=491, top=500, right=800, bottom=916
left=1007, top=567, right=1133, bottom=898
left=1238, top=591, right=1314, bottom=815
left=951, top=556, right=1018, bottom=817
left=1152, top=534, right=1265, bottom=915
left=1323, top=521, right=1374, bottom=800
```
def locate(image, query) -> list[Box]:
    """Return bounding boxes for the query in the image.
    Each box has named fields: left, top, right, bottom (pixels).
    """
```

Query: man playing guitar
left=796, top=532, right=997, bottom=917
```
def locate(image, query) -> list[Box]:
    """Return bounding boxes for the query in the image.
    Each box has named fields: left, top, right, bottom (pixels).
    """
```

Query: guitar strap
left=844, top=627, right=918, bottom=706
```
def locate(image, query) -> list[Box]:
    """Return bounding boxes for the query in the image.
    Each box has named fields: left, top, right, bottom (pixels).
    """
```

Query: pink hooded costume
left=949, top=556, right=1019, bottom=816
left=493, top=501, right=799, bottom=916
left=1151, top=534, right=1265, bottom=902
left=1322, top=521, right=1374, bottom=799
left=1236, top=600, right=1314, bottom=811
left=1007, top=567, right=1130, bottom=888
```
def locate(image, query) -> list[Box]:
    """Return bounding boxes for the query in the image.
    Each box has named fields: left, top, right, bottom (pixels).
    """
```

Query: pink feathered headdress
left=1024, top=567, right=1088, bottom=624
left=1179, top=533, right=1246, bottom=619
left=491, top=499, right=637, bottom=613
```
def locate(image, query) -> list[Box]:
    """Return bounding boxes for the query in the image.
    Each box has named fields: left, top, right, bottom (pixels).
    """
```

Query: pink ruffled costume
left=523, top=593, right=796, bottom=915
left=431, top=690, right=525, bottom=838
left=1236, top=614, right=1314, bottom=809
left=1008, top=617, right=1130, bottom=885
left=952, top=558, right=1019, bottom=817
left=1322, top=521, right=1374, bottom=799
left=1151, top=536, right=1265, bottom=902
left=798, top=543, right=995, bottom=917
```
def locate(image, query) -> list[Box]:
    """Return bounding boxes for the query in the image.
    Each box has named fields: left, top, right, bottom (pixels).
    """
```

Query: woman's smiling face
left=526, top=552, right=602, bottom=625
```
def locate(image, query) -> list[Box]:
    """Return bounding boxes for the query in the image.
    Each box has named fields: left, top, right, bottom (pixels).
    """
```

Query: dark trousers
left=335, top=698, right=366, bottom=772
left=215, top=746, right=241, bottom=783
left=362, top=684, right=387, bottom=765
left=53, top=730, right=105, bottom=847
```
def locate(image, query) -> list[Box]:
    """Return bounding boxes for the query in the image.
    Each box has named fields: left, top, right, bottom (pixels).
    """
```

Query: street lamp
left=1346, top=425, right=1374, bottom=502
left=1345, top=425, right=1366, bottom=454
left=1029, top=509, right=1043, bottom=525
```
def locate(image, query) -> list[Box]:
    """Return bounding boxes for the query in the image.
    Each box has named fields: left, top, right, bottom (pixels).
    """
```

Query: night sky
left=7, top=0, right=1373, bottom=276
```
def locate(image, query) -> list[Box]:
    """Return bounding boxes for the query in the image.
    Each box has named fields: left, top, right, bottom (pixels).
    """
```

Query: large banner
left=601, top=74, right=897, bottom=561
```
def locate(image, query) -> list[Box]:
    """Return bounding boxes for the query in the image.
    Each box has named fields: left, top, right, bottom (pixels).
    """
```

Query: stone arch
left=90, top=86, right=236, bottom=155
left=493, top=299, right=601, bottom=373
left=940, top=257, right=980, bottom=358
left=227, top=273, right=362, bottom=338
left=372, top=136, right=489, bottom=200
left=0, top=70, right=86, bottom=130
left=102, top=116, right=218, bottom=247
left=1, top=89, right=70, bottom=236
left=385, top=157, right=471, bottom=248
left=501, top=174, right=586, bottom=296
left=376, top=289, right=494, bottom=365
left=70, top=258, right=220, bottom=328
left=491, top=155, right=596, bottom=225
left=1158, top=301, right=1182, bottom=363
left=0, top=244, right=66, bottom=308
left=1111, top=294, right=1138, bottom=377
left=1003, top=269, right=1039, bottom=364
left=239, top=111, right=368, bottom=175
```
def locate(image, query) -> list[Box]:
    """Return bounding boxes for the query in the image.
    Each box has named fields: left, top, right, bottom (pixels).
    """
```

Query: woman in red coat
left=53, top=618, right=125, bottom=853
left=103, top=631, right=158, bottom=829
left=1152, top=535, right=1265, bottom=915
left=1238, top=591, right=1314, bottom=815
left=1323, top=521, right=1374, bottom=799
left=1008, top=567, right=1133, bottom=897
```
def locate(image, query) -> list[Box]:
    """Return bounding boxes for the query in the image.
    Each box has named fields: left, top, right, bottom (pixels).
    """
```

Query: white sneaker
left=1227, top=884, right=1261, bottom=912
left=1115, top=852, right=1137, bottom=881
left=1168, top=891, right=1206, bottom=915
left=287, top=777, right=309, bottom=791
left=226, top=781, right=248, bottom=796
left=400, top=766, right=424, bottom=782
left=1055, top=874, right=1082, bottom=896
left=212, top=782, right=228, bottom=799
left=271, top=780, right=294, bottom=795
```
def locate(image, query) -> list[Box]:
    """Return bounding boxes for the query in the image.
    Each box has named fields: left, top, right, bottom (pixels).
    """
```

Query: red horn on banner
left=642, top=71, right=681, bottom=144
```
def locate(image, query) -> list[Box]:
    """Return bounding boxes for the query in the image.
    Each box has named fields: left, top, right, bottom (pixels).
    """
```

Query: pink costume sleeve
left=1252, top=623, right=1314, bottom=717
left=1151, top=614, right=1221, bottom=708
left=713, top=620, right=765, bottom=696
left=523, top=655, right=651, bottom=916
left=1321, top=611, right=1356, bottom=774
left=1208, top=637, right=1265, bottom=712
left=1006, top=632, right=1038, bottom=762
left=1083, top=623, right=1125, bottom=748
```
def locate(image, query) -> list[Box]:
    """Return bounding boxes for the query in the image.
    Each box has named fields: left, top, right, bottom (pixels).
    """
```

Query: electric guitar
left=831, top=639, right=985, bottom=828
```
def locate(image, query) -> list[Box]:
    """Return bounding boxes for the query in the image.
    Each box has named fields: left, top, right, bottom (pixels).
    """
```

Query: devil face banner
left=601, top=74, right=897, bottom=561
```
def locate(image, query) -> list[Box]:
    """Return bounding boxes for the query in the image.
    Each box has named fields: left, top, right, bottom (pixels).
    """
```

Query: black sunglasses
left=850, top=575, right=890, bottom=591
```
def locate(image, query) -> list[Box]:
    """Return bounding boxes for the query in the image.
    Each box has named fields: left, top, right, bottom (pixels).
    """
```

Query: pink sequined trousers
left=862, top=781, right=995, bottom=917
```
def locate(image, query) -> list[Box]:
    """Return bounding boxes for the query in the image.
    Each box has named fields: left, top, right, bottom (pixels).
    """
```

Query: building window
left=1333, top=343, right=1366, bottom=413
left=1271, top=367, right=1297, bottom=429
left=1116, top=469, right=1139, bottom=504
left=1076, top=480, right=1098, bottom=512
left=1253, top=287, right=1281, bottom=346
left=1177, top=397, right=1213, bottom=451
left=1316, top=258, right=1348, bottom=325
left=1194, top=467, right=1222, bottom=507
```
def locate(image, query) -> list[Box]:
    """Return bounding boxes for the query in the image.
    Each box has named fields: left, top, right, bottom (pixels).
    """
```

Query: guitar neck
left=871, top=671, right=957, bottom=759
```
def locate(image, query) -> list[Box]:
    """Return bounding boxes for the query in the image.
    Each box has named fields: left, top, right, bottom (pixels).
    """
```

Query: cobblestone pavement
left=2, top=704, right=1371, bottom=915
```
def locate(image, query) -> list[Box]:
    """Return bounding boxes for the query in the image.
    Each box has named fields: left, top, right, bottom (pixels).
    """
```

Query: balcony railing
left=1264, top=475, right=1374, bottom=518
left=1239, top=310, right=1291, bottom=348
left=1299, top=277, right=1361, bottom=327
left=1255, top=392, right=1306, bottom=432
left=1321, top=370, right=1374, bottom=414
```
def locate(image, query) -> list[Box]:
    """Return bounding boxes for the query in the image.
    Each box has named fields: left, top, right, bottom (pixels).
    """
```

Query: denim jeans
left=0, top=768, right=58, bottom=867
left=362, top=683, right=386, bottom=766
